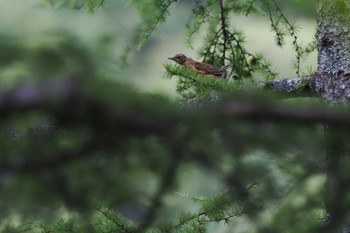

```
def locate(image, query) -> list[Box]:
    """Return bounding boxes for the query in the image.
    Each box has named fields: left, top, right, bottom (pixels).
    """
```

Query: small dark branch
left=211, top=30, right=224, bottom=56
left=226, top=31, right=251, bottom=76
left=137, top=143, right=182, bottom=231
left=142, top=0, right=176, bottom=44
left=246, top=0, right=256, bottom=16
left=99, top=208, right=134, bottom=233
left=228, top=42, right=248, bottom=82
left=206, top=211, right=242, bottom=223
left=96, top=0, right=105, bottom=8
left=270, top=0, right=301, bottom=76
left=227, top=32, right=239, bottom=51
left=219, top=0, right=227, bottom=66
left=266, top=5, right=284, bottom=46
left=202, top=29, right=224, bottom=62
left=187, top=0, right=208, bottom=44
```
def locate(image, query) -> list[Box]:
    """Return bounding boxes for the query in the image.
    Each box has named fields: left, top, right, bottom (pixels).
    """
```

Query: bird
left=168, top=54, right=231, bottom=78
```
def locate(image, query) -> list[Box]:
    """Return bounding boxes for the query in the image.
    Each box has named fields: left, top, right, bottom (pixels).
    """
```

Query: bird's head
left=168, top=54, right=187, bottom=65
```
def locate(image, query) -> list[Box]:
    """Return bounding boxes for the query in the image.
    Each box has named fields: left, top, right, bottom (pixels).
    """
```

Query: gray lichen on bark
left=267, top=77, right=309, bottom=93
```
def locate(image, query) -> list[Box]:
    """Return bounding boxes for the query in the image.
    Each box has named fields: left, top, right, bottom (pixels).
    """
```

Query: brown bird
left=168, top=54, right=231, bottom=78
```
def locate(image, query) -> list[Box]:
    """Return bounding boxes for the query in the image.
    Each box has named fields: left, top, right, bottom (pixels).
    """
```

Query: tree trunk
left=314, top=0, right=350, bottom=232
left=314, top=0, right=350, bottom=102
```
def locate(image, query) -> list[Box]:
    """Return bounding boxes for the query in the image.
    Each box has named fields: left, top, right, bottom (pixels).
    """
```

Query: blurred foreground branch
left=1, top=77, right=349, bottom=174
left=0, top=78, right=345, bottom=125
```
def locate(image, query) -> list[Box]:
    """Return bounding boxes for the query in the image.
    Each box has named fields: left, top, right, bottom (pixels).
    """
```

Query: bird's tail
left=219, top=64, right=233, bottom=71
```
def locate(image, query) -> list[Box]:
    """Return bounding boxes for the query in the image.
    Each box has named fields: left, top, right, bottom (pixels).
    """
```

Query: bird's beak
left=168, top=57, right=175, bottom=61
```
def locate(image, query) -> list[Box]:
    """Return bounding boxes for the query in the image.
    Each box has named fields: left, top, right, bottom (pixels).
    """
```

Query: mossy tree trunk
left=314, top=0, right=350, bottom=101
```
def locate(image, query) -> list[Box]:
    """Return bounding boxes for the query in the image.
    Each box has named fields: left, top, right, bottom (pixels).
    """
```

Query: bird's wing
left=190, top=61, right=223, bottom=76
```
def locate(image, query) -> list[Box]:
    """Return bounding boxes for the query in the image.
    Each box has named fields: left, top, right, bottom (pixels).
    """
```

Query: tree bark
left=314, top=0, right=350, bottom=232
left=314, top=0, right=350, bottom=102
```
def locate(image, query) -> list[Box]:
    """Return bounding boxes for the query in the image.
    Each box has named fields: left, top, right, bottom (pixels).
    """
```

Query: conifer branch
left=202, top=29, right=224, bottom=62
left=187, top=1, right=208, bottom=47
left=171, top=191, right=245, bottom=231
left=99, top=209, right=135, bottom=233
left=129, top=0, right=177, bottom=50
left=97, top=0, right=105, bottom=8
left=140, top=0, right=176, bottom=46
left=264, top=0, right=302, bottom=77
left=226, top=31, right=254, bottom=78
left=271, top=0, right=301, bottom=77
left=246, top=0, right=256, bottom=16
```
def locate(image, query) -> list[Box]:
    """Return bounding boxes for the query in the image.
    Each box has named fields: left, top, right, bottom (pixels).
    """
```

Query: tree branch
left=1, top=77, right=350, bottom=133
left=5, top=76, right=350, bottom=128
left=265, top=76, right=317, bottom=98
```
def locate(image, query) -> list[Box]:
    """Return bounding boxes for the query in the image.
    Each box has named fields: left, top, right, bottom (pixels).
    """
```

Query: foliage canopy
left=3, top=1, right=348, bottom=233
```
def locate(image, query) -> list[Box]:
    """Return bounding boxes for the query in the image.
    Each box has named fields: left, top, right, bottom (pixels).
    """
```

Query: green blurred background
left=0, top=0, right=318, bottom=231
